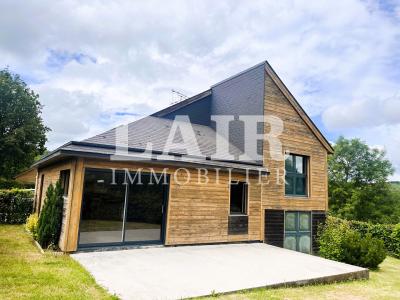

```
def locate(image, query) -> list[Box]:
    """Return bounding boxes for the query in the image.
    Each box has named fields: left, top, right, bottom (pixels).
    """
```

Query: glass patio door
left=78, top=168, right=168, bottom=247
left=124, top=173, right=165, bottom=243
left=79, top=169, right=126, bottom=245
left=284, top=211, right=311, bottom=253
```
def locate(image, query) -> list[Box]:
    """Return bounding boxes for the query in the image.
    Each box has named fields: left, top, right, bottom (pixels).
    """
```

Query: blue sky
left=0, top=0, right=399, bottom=179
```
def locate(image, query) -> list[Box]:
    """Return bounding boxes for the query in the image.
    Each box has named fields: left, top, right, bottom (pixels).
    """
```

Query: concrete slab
left=71, top=243, right=368, bottom=300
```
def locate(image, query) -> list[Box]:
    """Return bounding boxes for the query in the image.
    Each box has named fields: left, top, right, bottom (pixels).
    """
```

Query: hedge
left=0, top=178, right=35, bottom=189
left=328, top=216, right=400, bottom=259
left=0, top=189, right=34, bottom=224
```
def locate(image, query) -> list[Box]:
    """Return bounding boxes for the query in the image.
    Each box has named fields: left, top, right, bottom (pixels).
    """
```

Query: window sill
left=229, top=214, right=248, bottom=217
left=285, top=195, right=309, bottom=200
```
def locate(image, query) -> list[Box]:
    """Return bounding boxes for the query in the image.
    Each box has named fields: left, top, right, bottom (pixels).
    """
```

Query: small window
left=285, top=154, right=308, bottom=196
left=60, top=170, right=70, bottom=197
left=230, top=181, right=248, bottom=215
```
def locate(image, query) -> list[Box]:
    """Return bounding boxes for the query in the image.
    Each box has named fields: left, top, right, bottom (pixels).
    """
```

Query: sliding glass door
left=124, top=174, right=164, bottom=242
left=79, top=169, right=126, bottom=245
left=78, top=168, right=168, bottom=247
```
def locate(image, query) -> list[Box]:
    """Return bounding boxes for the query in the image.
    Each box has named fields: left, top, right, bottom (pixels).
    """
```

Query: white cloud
left=323, top=94, right=400, bottom=129
left=0, top=0, right=399, bottom=177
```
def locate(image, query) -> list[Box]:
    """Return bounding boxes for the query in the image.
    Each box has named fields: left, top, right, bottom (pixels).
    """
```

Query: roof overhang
left=33, top=141, right=269, bottom=176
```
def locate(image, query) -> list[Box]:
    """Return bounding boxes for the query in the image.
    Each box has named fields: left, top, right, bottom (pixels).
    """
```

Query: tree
left=328, top=136, right=396, bottom=223
left=37, top=181, right=64, bottom=248
left=0, top=68, right=49, bottom=179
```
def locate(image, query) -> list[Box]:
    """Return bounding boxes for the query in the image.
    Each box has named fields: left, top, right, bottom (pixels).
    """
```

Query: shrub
left=359, top=235, right=387, bottom=269
left=391, top=224, right=400, bottom=258
left=25, top=213, right=39, bottom=239
left=0, top=189, right=34, bottom=224
left=318, top=216, right=386, bottom=269
left=318, top=217, right=350, bottom=261
left=36, top=181, right=64, bottom=249
left=327, top=216, right=399, bottom=257
left=349, top=220, right=394, bottom=252
left=0, top=178, right=35, bottom=189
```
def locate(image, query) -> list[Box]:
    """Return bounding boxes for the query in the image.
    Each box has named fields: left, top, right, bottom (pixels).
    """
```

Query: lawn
left=1, top=224, right=400, bottom=300
left=201, top=257, right=400, bottom=300
left=0, top=224, right=116, bottom=300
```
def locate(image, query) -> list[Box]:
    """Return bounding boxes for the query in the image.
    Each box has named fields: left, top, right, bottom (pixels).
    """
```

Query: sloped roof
left=84, top=116, right=249, bottom=161
left=33, top=116, right=262, bottom=172
left=152, top=90, right=211, bottom=118
left=33, top=60, right=332, bottom=171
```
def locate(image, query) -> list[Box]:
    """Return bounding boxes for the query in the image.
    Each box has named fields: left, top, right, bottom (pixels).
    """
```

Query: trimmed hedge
left=390, top=224, right=400, bottom=259
left=0, top=178, right=35, bottom=189
left=0, top=189, right=34, bottom=224
left=325, top=216, right=400, bottom=259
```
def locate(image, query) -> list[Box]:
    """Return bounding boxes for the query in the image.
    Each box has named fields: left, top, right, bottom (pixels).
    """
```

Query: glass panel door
left=79, top=169, right=126, bottom=245
left=124, top=173, right=165, bottom=242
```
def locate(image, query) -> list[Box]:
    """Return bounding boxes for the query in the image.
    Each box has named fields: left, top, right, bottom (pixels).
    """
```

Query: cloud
left=0, top=0, right=399, bottom=177
left=46, top=49, right=97, bottom=70
left=322, top=94, right=400, bottom=129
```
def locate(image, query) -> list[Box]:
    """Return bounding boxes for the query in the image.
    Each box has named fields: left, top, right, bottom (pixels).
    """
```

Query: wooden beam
left=65, top=158, right=85, bottom=252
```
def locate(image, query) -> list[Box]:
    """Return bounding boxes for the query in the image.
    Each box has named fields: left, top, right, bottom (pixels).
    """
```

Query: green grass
left=2, top=224, right=400, bottom=300
left=201, top=257, right=400, bottom=300
left=0, top=224, right=117, bottom=300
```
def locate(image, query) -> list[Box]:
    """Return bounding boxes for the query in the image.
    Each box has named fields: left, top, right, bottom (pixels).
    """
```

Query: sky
left=0, top=0, right=399, bottom=180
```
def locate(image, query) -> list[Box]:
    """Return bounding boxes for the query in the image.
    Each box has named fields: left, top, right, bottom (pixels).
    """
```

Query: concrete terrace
left=72, top=243, right=368, bottom=300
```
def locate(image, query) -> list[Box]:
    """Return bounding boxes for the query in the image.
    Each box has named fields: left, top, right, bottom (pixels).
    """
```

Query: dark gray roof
left=83, top=116, right=251, bottom=161
left=152, top=90, right=211, bottom=118
left=32, top=140, right=267, bottom=174
left=33, top=116, right=264, bottom=173
left=33, top=59, right=333, bottom=172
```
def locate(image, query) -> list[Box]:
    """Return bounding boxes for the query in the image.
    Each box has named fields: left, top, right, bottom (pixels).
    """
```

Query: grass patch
left=200, top=256, right=400, bottom=300
left=0, top=224, right=117, bottom=300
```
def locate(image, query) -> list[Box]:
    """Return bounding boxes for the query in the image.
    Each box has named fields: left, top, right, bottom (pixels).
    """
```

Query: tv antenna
left=171, top=89, right=188, bottom=104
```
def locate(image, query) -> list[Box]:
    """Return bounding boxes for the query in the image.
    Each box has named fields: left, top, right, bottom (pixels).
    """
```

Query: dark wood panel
left=264, top=209, right=284, bottom=247
left=228, top=215, right=248, bottom=235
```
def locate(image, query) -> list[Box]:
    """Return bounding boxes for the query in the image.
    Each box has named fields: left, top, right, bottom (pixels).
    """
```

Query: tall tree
left=0, top=69, right=49, bottom=179
left=328, top=136, right=397, bottom=223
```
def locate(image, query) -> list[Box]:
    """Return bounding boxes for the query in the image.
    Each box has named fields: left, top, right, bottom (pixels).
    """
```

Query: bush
left=391, top=224, right=400, bottom=258
left=25, top=213, right=39, bottom=239
left=349, top=219, right=394, bottom=252
left=318, top=217, right=349, bottom=261
left=0, top=189, right=34, bottom=224
left=360, top=235, right=387, bottom=268
left=36, top=181, right=64, bottom=249
left=318, top=217, right=386, bottom=269
left=0, top=178, right=35, bottom=189
left=326, top=216, right=399, bottom=257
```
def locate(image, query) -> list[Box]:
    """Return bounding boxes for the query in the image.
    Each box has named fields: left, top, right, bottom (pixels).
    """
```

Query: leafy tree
left=0, top=69, right=49, bottom=179
left=329, top=136, right=397, bottom=223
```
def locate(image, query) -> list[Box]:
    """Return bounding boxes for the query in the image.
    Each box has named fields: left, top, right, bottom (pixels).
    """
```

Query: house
left=26, top=61, right=333, bottom=253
